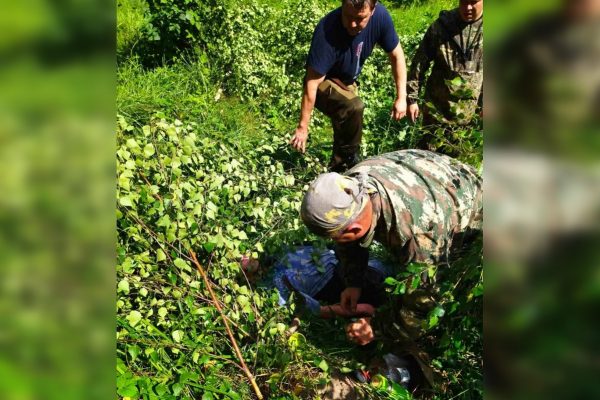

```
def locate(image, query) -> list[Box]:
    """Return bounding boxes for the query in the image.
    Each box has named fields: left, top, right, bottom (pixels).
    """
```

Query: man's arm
left=290, top=67, right=326, bottom=153
left=388, top=43, right=407, bottom=121
left=407, top=25, right=437, bottom=122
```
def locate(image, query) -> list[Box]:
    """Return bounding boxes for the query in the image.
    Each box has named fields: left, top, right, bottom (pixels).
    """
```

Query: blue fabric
left=306, top=4, right=399, bottom=84
left=272, top=246, right=393, bottom=315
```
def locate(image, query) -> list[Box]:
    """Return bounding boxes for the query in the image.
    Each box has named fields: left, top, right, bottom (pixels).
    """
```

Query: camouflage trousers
left=315, top=79, right=364, bottom=172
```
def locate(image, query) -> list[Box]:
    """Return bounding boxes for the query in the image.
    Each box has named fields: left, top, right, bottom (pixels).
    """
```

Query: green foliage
left=116, top=0, right=482, bottom=398
left=116, top=114, right=337, bottom=397
left=117, top=0, right=148, bottom=58
left=382, top=238, right=483, bottom=399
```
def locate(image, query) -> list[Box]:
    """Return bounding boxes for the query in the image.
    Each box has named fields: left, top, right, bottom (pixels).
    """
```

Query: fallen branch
left=190, top=250, right=264, bottom=400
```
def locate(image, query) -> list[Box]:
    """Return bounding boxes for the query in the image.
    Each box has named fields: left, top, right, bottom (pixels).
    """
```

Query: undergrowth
left=116, top=0, right=482, bottom=399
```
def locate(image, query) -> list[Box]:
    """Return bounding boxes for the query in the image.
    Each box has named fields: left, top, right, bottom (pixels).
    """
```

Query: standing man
left=300, top=149, right=482, bottom=344
left=407, top=0, right=483, bottom=130
left=290, top=0, right=408, bottom=172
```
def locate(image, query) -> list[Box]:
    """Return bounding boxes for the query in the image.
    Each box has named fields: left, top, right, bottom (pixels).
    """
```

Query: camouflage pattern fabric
left=299, top=149, right=482, bottom=385
left=407, top=8, right=483, bottom=125
left=336, top=149, right=482, bottom=288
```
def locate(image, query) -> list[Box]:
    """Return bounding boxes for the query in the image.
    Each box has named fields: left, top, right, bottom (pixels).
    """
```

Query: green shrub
left=116, top=1, right=483, bottom=398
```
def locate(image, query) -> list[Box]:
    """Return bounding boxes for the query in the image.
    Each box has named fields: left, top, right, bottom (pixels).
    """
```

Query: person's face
left=459, top=0, right=483, bottom=22
left=330, top=198, right=373, bottom=243
left=564, top=0, right=600, bottom=19
left=341, top=2, right=375, bottom=36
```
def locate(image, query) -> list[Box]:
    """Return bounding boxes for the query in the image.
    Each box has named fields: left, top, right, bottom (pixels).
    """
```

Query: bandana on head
left=300, top=172, right=368, bottom=236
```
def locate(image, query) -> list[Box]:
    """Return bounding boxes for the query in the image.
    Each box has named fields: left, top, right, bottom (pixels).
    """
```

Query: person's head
left=341, top=0, right=378, bottom=36
left=300, top=172, right=373, bottom=243
left=563, top=0, right=600, bottom=19
left=459, top=0, right=483, bottom=23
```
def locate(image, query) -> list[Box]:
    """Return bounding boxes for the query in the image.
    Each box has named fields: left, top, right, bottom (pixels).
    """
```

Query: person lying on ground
left=264, top=245, right=394, bottom=320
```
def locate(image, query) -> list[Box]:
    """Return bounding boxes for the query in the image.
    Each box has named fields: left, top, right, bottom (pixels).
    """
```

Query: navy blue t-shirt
left=306, top=4, right=399, bottom=85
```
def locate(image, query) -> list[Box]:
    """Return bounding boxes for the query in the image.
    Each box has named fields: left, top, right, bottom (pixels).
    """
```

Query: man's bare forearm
left=297, top=87, right=316, bottom=130
left=389, top=44, right=407, bottom=101
left=297, top=69, right=325, bottom=129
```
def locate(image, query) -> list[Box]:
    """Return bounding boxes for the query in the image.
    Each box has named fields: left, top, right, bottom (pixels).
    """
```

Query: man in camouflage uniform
left=300, top=149, right=482, bottom=345
left=407, top=0, right=483, bottom=130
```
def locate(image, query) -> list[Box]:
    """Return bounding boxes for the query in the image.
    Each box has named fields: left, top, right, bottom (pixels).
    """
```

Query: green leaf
left=317, top=359, right=329, bottom=372
left=172, top=330, right=184, bottom=343
left=143, top=143, right=156, bottom=157
left=156, top=248, right=167, bottom=262
left=172, top=382, right=184, bottom=396
left=384, top=277, right=399, bottom=286
left=470, top=283, right=483, bottom=297
left=174, top=258, right=192, bottom=272
left=119, top=196, right=133, bottom=207
left=393, top=282, right=406, bottom=295
left=203, top=242, right=216, bottom=252
left=126, top=310, right=142, bottom=327
left=237, top=295, right=249, bottom=307
left=158, top=307, right=168, bottom=318
left=411, top=275, right=421, bottom=290
left=127, top=344, right=141, bottom=361
left=117, top=384, right=139, bottom=397
left=126, top=138, right=139, bottom=149
left=118, top=279, right=130, bottom=294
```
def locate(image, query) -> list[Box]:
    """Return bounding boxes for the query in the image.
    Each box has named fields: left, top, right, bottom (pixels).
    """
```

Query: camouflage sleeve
left=407, top=23, right=438, bottom=104
left=335, top=242, right=369, bottom=288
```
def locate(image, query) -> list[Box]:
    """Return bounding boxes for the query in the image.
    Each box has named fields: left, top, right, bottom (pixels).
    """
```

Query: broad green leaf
left=172, top=330, right=184, bottom=343
left=237, top=295, right=250, bottom=307
left=156, top=248, right=167, bottom=262
left=143, top=143, right=155, bottom=157
left=117, top=384, right=138, bottom=397
left=174, top=258, right=192, bottom=272
left=317, top=359, right=329, bottom=372
left=126, top=311, right=142, bottom=327
left=203, top=242, right=216, bottom=252
left=172, top=382, right=184, bottom=396
left=119, top=196, right=133, bottom=207
left=118, top=279, right=130, bottom=294
left=126, top=138, right=139, bottom=149
left=384, top=277, right=399, bottom=286
left=158, top=307, right=168, bottom=318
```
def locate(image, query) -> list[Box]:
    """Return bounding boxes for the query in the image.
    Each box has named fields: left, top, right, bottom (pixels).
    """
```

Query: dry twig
left=189, top=250, right=264, bottom=400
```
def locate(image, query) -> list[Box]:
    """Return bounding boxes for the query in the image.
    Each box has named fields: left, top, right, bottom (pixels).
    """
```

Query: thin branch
left=190, top=250, right=264, bottom=400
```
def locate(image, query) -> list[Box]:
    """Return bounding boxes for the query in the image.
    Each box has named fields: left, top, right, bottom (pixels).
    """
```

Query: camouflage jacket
left=336, top=150, right=482, bottom=287
left=407, top=9, right=483, bottom=124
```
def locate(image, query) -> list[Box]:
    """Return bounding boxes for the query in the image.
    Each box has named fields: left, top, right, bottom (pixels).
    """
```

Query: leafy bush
left=116, top=1, right=483, bottom=398
left=116, top=114, right=344, bottom=398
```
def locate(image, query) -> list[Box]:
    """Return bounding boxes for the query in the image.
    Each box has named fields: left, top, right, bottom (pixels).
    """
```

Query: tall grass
left=117, top=0, right=147, bottom=57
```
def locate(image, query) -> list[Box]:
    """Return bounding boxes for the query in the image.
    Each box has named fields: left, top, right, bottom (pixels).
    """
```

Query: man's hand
left=390, top=97, right=407, bottom=120
left=408, top=103, right=420, bottom=123
left=290, top=126, right=308, bottom=153
left=340, top=287, right=362, bottom=312
left=346, top=317, right=375, bottom=345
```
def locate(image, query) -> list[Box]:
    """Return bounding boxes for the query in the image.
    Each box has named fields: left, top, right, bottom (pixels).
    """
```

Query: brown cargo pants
left=315, top=79, right=365, bottom=172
